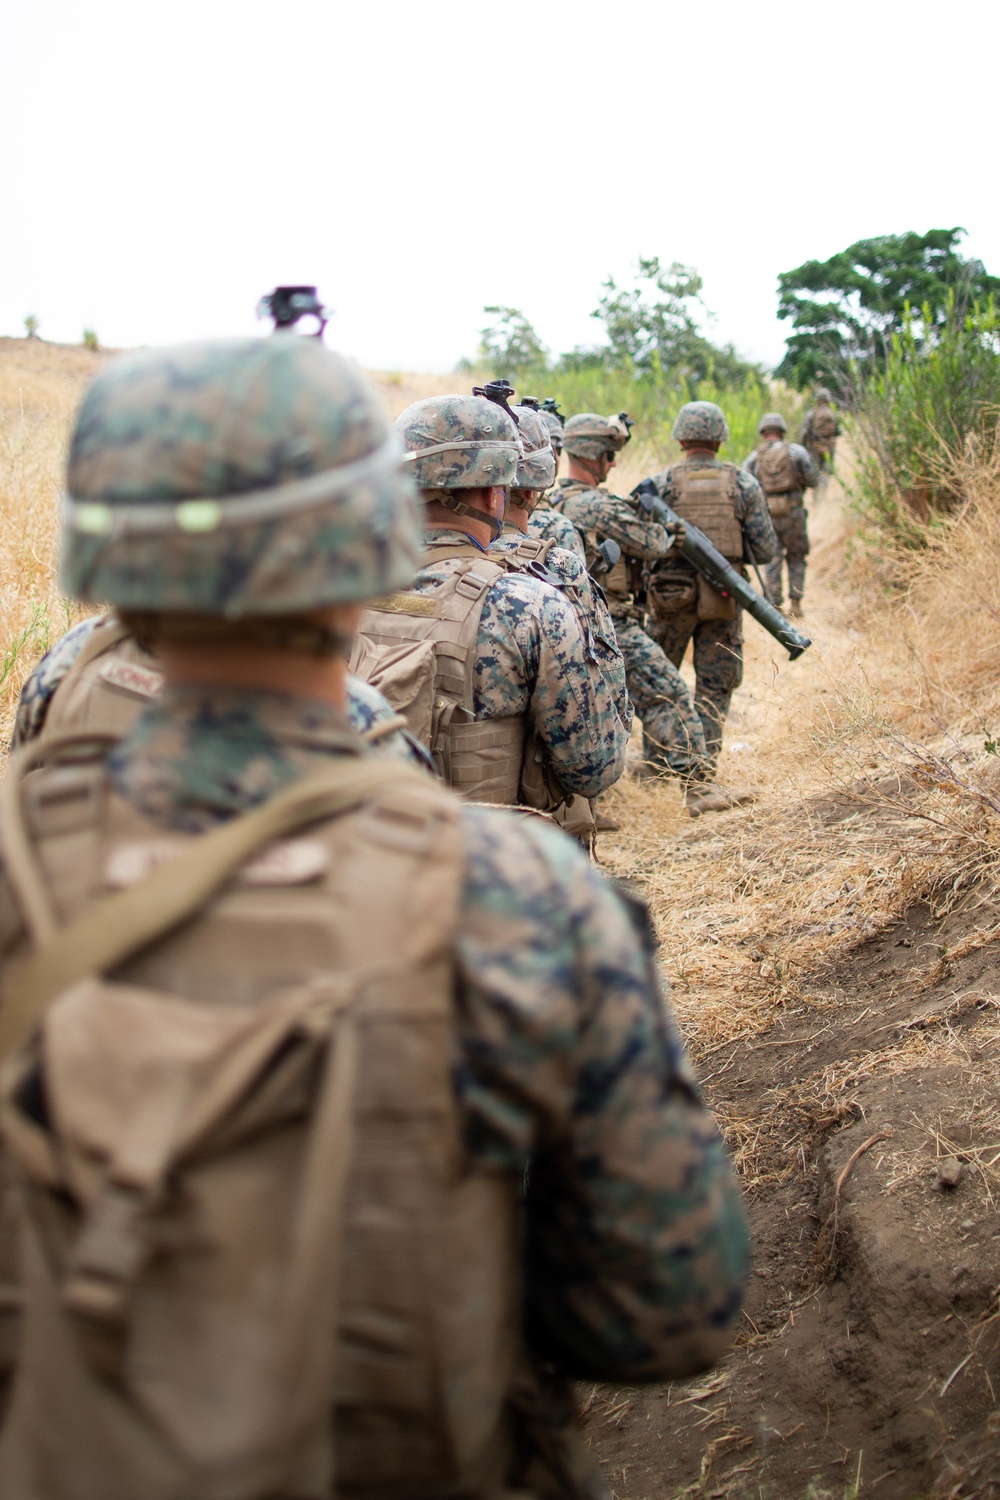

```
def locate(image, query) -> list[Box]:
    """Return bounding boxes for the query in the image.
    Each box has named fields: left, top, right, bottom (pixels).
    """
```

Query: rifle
left=630, top=480, right=811, bottom=660
left=256, top=286, right=332, bottom=338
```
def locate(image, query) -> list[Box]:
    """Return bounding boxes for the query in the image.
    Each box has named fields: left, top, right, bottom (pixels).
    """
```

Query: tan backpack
left=755, top=441, right=799, bottom=502
left=0, top=737, right=523, bottom=1500
left=350, top=543, right=565, bottom=812
left=811, top=405, right=837, bottom=442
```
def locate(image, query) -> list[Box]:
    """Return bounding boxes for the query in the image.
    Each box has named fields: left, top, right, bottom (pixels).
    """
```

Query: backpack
left=0, top=737, right=521, bottom=1499
left=755, top=441, right=799, bottom=499
left=811, top=405, right=838, bottom=442
left=350, top=543, right=565, bottom=811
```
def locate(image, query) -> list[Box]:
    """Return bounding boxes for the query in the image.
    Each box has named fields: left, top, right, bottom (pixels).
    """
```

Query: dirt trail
left=589, top=481, right=1000, bottom=1498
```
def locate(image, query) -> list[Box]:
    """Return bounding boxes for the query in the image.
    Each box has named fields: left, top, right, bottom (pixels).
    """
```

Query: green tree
left=589, top=257, right=757, bottom=385
left=477, top=306, right=548, bottom=376
left=23, top=315, right=39, bottom=339
left=775, top=228, right=1000, bottom=388
left=82, top=329, right=99, bottom=351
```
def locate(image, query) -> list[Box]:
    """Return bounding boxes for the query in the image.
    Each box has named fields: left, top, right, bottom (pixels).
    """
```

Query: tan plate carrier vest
left=653, top=462, right=744, bottom=623
left=754, top=441, right=801, bottom=518
left=0, top=739, right=523, bottom=1500
left=349, top=543, right=565, bottom=814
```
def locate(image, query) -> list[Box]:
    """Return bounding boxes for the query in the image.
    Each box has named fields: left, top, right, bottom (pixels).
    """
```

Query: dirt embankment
left=590, top=483, right=1000, bottom=1498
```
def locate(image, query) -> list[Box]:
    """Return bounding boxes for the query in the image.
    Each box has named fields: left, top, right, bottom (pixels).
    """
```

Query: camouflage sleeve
left=538, top=548, right=631, bottom=733
left=527, top=507, right=587, bottom=563
left=560, top=488, right=670, bottom=561
left=456, top=804, right=749, bottom=1381
left=475, top=574, right=628, bottom=796
left=790, top=442, right=821, bottom=492
left=345, top=675, right=434, bottom=771
left=734, top=470, right=779, bottom=563
left=11, top=615, right=100, bottom=749
left=798, top=409, right=814, bottom=444
left=741, top=450, right=760, bottom=477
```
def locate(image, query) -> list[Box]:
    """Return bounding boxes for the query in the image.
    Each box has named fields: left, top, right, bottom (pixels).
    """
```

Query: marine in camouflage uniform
left=799, top=386, right=840, bottom=499
left=549, top=413, right=709, bottom=787
left=527, top=401, right=586, bottom=559
left=647, top=402, right=778, bottom=810
left=0, top=337, right=747, bottom=1492
left=742, top=412, right=819, bottom=615
left=371, top=393, right=628, bottom=806
left=12, top=611, right=427, bottom=766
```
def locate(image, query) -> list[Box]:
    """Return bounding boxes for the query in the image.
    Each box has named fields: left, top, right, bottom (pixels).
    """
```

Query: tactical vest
left=41, top=615, right=164, bottom=739
left=666, top=461, right=744, bottom=563
left=0, top=740, right=523, bottom=1499
left=551, top=484, right=642, bottom=619
left=350, top=544, right=565, bottom=812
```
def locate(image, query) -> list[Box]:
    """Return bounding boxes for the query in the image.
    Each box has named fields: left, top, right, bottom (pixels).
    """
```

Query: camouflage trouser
left=807, top=443, right=835, bottom=498
left=764, top=507, right=810, bottom=604
left=614, top=619, right=707, bottom=781
left=646, top=609, right=743, bottom=775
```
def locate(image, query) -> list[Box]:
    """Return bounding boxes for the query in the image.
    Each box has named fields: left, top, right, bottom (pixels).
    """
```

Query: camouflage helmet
left=815, top=386, right=833, bottom=402
left=562, top=412, right=632, bottom=462
left=539, top=409, right=564, bottom=457
left=511, top=405, right=556, bottom=491
left=758, top=411, right=788, bottom=434
left=672, top=401, right=729, bottom=445
left=62, top=338, right=421, bottom=615
left=394, top=394, right=520, bottom=490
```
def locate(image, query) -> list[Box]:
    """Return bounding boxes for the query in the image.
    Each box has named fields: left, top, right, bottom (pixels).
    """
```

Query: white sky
left=2, top=0, right=997, bottom=374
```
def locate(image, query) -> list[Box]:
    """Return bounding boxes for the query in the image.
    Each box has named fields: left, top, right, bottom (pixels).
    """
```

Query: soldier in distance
left=799, top=385, right=840, bottom=499
left=0, top=335, right=748, bottom=1496
left=647, top=401, right=778, bottom=815
left=742, top=412, right=819, bottom=618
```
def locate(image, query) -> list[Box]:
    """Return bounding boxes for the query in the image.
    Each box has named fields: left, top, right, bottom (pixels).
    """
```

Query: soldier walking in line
left=742, top=412, right=819, bottom=618
left=799, top=385, right=840, bottom=499
left=0, top=334, right=747, bottom=1494
left=647, top=401, right=778, bottom=811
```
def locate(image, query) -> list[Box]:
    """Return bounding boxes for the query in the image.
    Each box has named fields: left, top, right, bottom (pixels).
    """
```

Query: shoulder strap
left=0, top=739, right=418, bottom=1062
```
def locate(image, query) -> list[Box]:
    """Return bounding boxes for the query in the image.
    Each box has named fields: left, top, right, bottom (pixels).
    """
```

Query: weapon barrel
left=655, top=498, right=811, bottom=660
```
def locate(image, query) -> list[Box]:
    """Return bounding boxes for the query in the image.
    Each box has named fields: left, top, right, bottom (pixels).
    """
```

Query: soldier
left=351, top=393, right=629, bottom=813
left=492, top=403, right=631, bottom=834
left=526, top=401, right=584, bottom=559
left=742, top=412, right=819, bottom=618
left=0, top=335, right=747, bottom=1494
left=13, top=610, right=428, bottom=765
left=799, top=385, right=840, bottom=499
left=647, top=401, right=778, bottom=809
left=541, top=411, right=714, bottom=808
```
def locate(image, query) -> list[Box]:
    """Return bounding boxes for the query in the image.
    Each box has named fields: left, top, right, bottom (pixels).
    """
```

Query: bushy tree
left=23, top=315, right=39, bottom=339
left=776, top=228, right=1000, bottom=389
left=477, top=306, right=548, bottom=376
left=82, top=329, right=99, bottom=351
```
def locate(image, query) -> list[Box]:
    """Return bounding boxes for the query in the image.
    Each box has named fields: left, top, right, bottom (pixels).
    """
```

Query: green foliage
left=776, top=228, right=1000, bottom=389
left=23, top=315, right=39, bottom=339
left=585, top=257, right=761, bottom=385
left=82, top=328, right=99, bottom=352
left=851, top=294, right=1000, bottom=540
left=478, top=306, right=548, bottom=377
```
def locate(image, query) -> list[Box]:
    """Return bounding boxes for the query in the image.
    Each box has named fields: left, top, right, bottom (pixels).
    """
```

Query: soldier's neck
left=504, top=505, right=530, bottom=533
left=424, top=517, right=494, bottom=551
left=158, top=642, right=351, bottom=712
left=566, top=458, right=605, bottom=487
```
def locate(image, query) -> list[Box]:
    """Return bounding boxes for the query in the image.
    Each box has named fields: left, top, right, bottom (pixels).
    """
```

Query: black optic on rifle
left=257, top=286, right=333, bottom=337
left=472, top=378, right=519, bottom=426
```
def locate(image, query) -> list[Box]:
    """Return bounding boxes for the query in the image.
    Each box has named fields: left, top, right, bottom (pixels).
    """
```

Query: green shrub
left=82, top=329, right=99, bottom=351
left=23, top=315, right=39, bottom=339
left=852, top=295, right=1000, bottom=541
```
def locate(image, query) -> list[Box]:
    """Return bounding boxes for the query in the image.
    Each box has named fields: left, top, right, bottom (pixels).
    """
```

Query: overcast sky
left=2, top=0, right=997, bottom=374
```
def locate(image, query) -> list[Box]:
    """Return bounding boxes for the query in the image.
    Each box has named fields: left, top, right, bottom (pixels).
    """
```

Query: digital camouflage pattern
left=799, top=396, right=840, bottom=473
left=763, top=510, right=810, bottom=604
left=62, top=339, right=423, bottom=614
left=562, top=413, right=631, bottom=462
left=394, top=395, right=520, bottom=491
left=552, top=478, right=672, bottom=621
left=757, top=411, right=787, bottom=434
left=526, top=503, right=587, bottom=561
left=647, top=611, right=744, bottom=773
left=672, top=401, right=729, bottom=445
left=615, top=621, right=708, bottom=780
left=11, top=684, right=747, bottom=1377
left=419, top=528, right=627, bottom=797
left=647, top=455, right=777, bottom=774
left=511, top=406, right=556, bottom=493
left=490, top=524, right=631, bottom=734
left=11, top=612, right=423, bottom=765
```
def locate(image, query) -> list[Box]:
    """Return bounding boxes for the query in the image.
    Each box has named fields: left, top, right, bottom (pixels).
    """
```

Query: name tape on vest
left=98, top=655, right=165, bottom=699
left=106, top=838, right=332, bottom=890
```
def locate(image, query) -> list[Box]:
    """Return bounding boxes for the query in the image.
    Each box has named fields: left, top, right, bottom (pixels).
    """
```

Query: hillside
left=2, top=338, right=1000, bottom=1496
